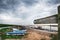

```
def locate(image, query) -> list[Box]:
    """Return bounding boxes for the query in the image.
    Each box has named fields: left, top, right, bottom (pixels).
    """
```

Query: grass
left=1, top=34, right=23, bottom=39
left=0, top=27, right=24, bottom=39
left=0, top=28, right=12, bottom=33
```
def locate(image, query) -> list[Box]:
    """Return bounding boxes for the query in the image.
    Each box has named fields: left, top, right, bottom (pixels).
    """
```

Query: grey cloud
left=47, top=0, right=60, bottom=5
left=0, top=0, right=60, bottom=25
left=0, top=0, right=59, bottom=11
left=0, top=0, right=13, bottom=10
left=0, top=0, right=20, bottom=11
left=21, top=0, right=38, bottom=6
left=0, top=0, right=38, bottom=10
left=0, top=0, right=38, bottom=15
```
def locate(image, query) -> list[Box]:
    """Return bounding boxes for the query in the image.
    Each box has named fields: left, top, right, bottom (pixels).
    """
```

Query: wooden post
left=58, top=5, right=60, bottom=40
left=49, top=18, right=51, bottom=32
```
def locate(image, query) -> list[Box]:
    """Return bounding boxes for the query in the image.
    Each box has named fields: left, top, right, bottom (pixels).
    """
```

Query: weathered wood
left=58, top=5, right=60, bottom=40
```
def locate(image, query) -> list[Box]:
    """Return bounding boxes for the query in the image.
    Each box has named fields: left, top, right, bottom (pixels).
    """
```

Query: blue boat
left=6, top=29, right=27, bottom=35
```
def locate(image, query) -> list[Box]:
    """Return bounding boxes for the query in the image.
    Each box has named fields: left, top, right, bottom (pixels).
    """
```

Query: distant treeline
left=0, top=24, right=20, bottom=27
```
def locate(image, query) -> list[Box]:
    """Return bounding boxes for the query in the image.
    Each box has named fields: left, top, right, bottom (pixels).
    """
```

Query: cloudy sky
left=0, top=0, right=60, bottom=25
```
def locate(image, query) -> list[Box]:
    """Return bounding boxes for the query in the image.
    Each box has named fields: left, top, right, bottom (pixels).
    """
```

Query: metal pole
left=50, top=24, right=51, bottom=32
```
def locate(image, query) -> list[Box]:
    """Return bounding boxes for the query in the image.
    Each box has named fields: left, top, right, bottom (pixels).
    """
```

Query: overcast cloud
left=0, top=0, right=60, bottom=25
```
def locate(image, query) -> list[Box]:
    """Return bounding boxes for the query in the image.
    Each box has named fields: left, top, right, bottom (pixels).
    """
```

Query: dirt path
left=21, top=29, right=51, bottom=40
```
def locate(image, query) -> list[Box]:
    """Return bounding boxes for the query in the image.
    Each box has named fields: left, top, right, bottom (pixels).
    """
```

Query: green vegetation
left=1, top=34, right=23, bottom=39
left=0, top=27, right=24, bottom=39
left=0, top=24, right=16, bottom=27
left=0, top=28, right=12, bottom=33
left=51, top=35, right=57, bottom=40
